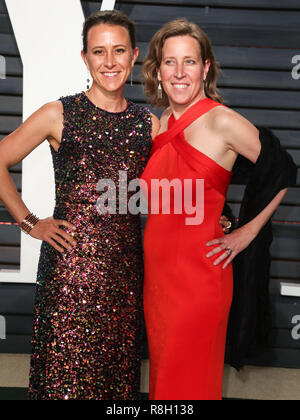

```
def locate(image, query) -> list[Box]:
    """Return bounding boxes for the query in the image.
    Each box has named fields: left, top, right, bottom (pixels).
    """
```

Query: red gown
left=141, top=98, right=234, bottom=400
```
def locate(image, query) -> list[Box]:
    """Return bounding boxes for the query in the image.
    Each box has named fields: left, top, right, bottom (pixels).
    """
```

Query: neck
left=86, top=84, right=128, bottom=113
left=170, top=92, right=207, bottom=120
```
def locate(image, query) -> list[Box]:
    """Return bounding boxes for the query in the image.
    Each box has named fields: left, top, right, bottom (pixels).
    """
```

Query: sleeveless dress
left=28, top=92, right=152, bottom=400
left=141, top=98, right=233, bottom=400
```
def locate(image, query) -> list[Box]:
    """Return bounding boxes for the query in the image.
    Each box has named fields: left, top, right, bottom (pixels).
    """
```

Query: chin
left=170, top=90, right=205, bottom=107
left=97, top=77, right=125, bottom=92
left=170, top=95, right=194, bottom=106
left=102, top=83, right=124, bottom=93
left=106, top=85, right=123, bottom=92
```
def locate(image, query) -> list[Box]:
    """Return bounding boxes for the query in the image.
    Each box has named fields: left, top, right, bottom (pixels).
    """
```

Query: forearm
left=207, top=189, right=289, bottom=268
left=0, top=165, right=30, bottom=224
left=244, top=188, right=288, bottom=237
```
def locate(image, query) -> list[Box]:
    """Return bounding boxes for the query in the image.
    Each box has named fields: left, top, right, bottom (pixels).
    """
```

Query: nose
left=174, top=62, right=185, bottom=79
left=105, top=51, right=116, bottom=69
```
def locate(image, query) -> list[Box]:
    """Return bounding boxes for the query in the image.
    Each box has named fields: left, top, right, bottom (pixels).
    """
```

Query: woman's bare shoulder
left=39, top=100, right=63, bottom=121
left=210, top=105, right=258, bottom=136
left=209, top=105, right=261, bottom=162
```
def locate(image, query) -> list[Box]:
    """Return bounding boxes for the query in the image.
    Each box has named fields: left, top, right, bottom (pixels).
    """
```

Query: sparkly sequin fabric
left=28, top=92, right=152, bottom=400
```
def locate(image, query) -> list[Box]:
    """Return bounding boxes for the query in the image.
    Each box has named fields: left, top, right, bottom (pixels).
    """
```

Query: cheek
left=115, top=59, right=131, bottom=75
left=189, top=68, right=203, bottom=85
left=88, top=56, right=103, bottom=70
left=160, top=68, right=174, bottom=81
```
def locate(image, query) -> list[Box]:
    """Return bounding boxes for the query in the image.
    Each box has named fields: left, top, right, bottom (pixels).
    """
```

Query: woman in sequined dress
left=0, top=11, right=160, bottom=400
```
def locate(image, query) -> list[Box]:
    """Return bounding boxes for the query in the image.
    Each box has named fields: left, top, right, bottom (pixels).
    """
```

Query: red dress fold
left=141, top=98, right=234, bottom=400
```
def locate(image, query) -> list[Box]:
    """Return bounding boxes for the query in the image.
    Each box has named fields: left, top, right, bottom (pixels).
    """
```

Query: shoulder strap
left=158, top=98, right=224, bottom=142
left=151, top=98, right=224, bottom=156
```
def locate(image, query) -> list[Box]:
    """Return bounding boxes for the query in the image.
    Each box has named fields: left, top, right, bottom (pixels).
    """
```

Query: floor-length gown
left=28, top=92, right=152, bottom=400
left=142, top=98, right=233, bottom=400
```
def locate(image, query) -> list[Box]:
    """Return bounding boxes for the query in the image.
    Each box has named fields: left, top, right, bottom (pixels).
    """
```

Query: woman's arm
left=206, top=189, right=287, bottom=269
left=0, top=102, right=59, bottom=222
left=0, top=101, right=77, bottom=253
left=206, top=109, right=288, bottom=268
left=242, top=189, right=287, bottom=237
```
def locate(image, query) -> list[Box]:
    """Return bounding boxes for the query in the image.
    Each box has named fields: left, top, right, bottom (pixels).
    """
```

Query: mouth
left=101, top=72, right=121, bottom=78
left=172, top=83, right=190, bottom=90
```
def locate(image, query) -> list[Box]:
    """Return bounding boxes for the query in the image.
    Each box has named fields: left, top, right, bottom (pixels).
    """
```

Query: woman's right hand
left=30, top=216, right=77, bottom=253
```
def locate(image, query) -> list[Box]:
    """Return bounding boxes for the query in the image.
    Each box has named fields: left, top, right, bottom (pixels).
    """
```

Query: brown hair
left=82, top=10, right=136, bottom=53
left=143, top=18, right=222, bottom=108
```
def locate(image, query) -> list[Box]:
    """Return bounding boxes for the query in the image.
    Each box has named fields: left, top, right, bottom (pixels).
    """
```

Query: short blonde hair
left=143, top=18, right=223, bottom=108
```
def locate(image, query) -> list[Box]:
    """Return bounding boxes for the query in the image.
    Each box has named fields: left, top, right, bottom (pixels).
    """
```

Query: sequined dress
left=28, top=92, right=152, bottom=400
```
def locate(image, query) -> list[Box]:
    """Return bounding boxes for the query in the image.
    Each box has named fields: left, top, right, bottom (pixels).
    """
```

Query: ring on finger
left=226, top=247, right=233, bottom=256
left=226, top=221, right=232, bottom=229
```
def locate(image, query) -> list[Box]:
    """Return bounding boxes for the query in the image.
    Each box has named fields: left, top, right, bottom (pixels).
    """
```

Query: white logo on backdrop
left=291, top=315, right=300, bottom=340
left=292, top=55, right=300, bottom=80
left=0, top=316, right=6, bottom=340
left=0, top=55, right=6, bottom=79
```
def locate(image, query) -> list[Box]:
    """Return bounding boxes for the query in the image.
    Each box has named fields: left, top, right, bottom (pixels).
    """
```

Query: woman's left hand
left=206, top=225, right=257, bottom=269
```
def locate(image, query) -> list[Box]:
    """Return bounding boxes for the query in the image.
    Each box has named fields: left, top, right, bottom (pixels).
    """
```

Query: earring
left=130, top=72, right=133, bottom=87
left=87, top=70, right=91, bottom=90
left=158, top=82, right=163, bottom=99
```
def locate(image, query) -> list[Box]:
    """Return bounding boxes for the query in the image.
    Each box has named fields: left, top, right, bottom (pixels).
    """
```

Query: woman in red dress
left=141, top=19, right=288, bottom=400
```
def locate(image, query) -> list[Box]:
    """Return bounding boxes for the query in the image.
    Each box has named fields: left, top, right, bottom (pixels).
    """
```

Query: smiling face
left=81, top=23, right=139, bottom=95
left=158, top=35, right=211, bottom=108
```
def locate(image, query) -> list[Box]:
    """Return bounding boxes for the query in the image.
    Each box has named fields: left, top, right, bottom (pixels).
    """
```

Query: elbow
left=0, top=159, right=11, bottom=173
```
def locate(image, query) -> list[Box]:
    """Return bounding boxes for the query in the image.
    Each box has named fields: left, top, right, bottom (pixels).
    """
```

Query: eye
left=116, top=48, right=126, bottom=53
left=165, top=59, right=175, bottom=65
left=186, top=59, right=196, bottom=65
left=94, top=49, right=104, bottom=55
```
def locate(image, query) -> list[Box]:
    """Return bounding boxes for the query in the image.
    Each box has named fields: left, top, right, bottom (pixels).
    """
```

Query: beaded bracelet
left=19, top=213, right=40, bottom=235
